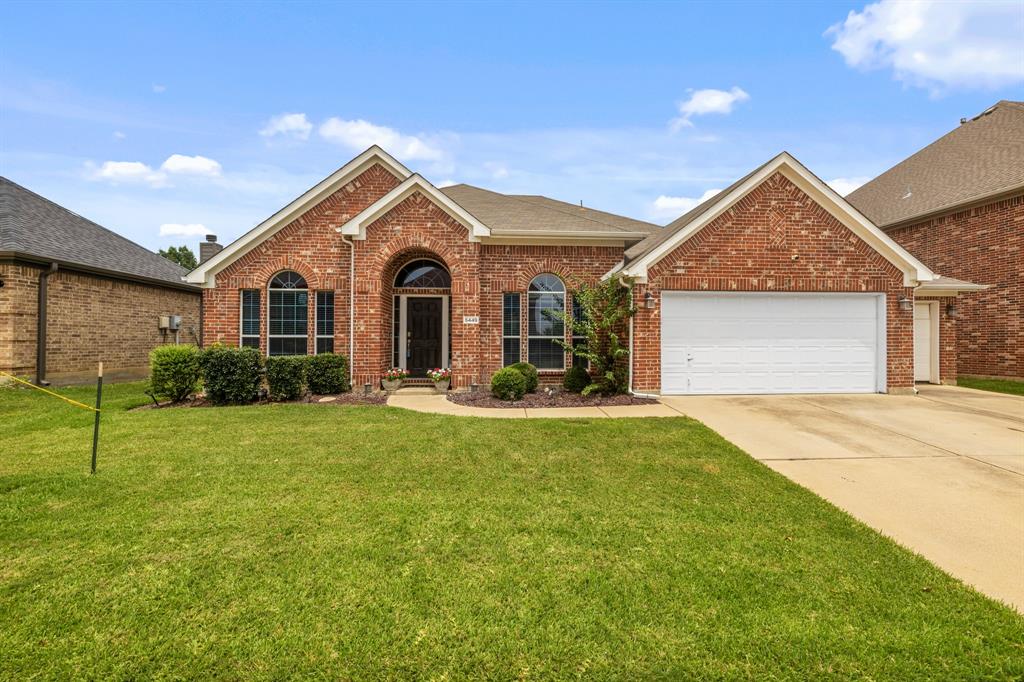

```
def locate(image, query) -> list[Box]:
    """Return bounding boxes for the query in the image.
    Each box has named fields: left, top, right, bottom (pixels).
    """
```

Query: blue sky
left=2, top=0, right=1022, bottom=251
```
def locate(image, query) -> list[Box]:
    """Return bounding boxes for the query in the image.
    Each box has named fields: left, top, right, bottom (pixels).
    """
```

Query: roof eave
left=876, top=182, right=1024, bottom=231
left=0, top=251, right=200, bottom=292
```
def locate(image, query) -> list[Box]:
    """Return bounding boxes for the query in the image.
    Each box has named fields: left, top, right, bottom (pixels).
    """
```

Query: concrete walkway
left=661, top=385, right=1024, bottom=612
left=386, top=391, right=682, bottom=418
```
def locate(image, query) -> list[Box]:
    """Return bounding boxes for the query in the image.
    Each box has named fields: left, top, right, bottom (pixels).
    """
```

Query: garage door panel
left=661, top=293, right=883, bottom=395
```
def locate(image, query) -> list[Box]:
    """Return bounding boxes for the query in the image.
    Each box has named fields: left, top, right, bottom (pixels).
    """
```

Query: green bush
left=265, top=356, right=307, bottom=401
left=199, top=344, right=263, bottom=405
left=305, top=353, right=349, bottom=394
left=148, top=344, right=202, bottom=403
left=509, top=362, right=539, bottom=393
left=491, top=366, right=528, bottom=401
left=563, top=365, right=591, bottom=394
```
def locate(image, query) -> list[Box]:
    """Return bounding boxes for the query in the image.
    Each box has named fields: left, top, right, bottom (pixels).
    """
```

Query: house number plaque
left=463, top=315, right=480, bottom=324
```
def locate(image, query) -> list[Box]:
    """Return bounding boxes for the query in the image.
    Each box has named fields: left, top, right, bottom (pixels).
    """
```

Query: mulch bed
left=131, top=392, right=388, bottom=411
left=447, top=390, right=658, bottom=409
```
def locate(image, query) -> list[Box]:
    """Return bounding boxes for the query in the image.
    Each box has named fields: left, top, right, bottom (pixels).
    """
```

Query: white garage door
left=661, top=293, right=884, bottom=395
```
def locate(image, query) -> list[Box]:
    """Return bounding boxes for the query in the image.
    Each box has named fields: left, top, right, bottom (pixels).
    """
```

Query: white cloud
left=483, top=161, right=509, bottom=179
left=827, top=0, right=1024, bottom=92
left=827, top=176, right=871, bottom=197
left=651, top=189, right=722, bottom=220
left=113, top=131, right=126, bottom=140
left=671, top=87, right=750, bottom=131
left=159, top=223, right=210, bottom=238
left=436, top=179, right=457, bottom=188
left=86, top=160, right=166, bottom=187
left=260, top=112, right=312, bottom=140
left=318, top=118, right=444, bottom=161
left=160, top=154, right=222, bottom=176
left=152, top=84, right=166, bottom=93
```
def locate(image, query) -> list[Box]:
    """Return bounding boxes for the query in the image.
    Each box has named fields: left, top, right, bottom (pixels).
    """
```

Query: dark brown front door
left=407, top=297, right=442, bottom=377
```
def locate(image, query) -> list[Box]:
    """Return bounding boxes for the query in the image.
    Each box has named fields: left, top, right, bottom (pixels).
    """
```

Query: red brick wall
left=630, top=172, right=914, bottom=393
left=201, top=162, right=623, bottom=389
left=0, top=262, right=200, bottom=382
left=886, top=194, right=1022, bottom=379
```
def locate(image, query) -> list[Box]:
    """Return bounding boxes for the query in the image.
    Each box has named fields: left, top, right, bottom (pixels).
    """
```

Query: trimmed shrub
left=305, top=353, right=349, bottom=394
left=199, top=344, right=263, bottom=405
left=563, top=365, right=590, bottom=394
left=509, top=362, right=539, bottom=393
left=148, top=344, right=201, bottom=403
left=265, top=356, right=307, bottom=401
left=491, top=367, right=528, bottom=401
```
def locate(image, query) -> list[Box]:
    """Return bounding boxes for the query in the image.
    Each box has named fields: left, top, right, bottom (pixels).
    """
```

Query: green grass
left=1, top=382, right=1021, bottom=679
left=957, top=376, right=1024, bottom=396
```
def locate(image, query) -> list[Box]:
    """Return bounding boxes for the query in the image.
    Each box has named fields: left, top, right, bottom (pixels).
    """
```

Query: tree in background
left=159, top=245, right=198, bottom=270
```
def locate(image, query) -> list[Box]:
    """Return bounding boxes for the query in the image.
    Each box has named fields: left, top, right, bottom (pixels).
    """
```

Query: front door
left=914, top=302, right=934, bottom=383
left=407, top=297, right=443, bottom=377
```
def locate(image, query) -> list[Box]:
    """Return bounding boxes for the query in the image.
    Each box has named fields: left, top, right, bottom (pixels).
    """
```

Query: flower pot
left=382, top=378, right=402, bottom=392
left=433, top=379, right=450, bottom=394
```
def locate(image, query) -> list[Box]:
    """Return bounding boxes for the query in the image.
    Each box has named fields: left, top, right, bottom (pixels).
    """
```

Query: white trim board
left=186, top=146, right=412, bottom=287
left=618, top=152, right=936, bottom=288
left=337, top=174, right=491, bottom=242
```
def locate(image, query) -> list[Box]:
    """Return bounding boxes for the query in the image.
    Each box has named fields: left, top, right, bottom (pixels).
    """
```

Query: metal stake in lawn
left=91, top=362, right=103, bottom=474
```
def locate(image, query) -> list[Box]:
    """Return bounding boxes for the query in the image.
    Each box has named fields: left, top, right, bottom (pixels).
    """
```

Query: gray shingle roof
left=0, top=176, right=195, bottom=289
left=440, top=184, right=658, bottom=237
left=847, top=100, right=1024, bottom=228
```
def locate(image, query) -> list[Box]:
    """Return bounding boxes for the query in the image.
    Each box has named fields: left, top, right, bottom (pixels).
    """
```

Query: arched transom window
left=269, top=271, right=308, bottom=356
left=395, top=259, right=451, bottom=288
left=528, top=273, right=565, bottom=369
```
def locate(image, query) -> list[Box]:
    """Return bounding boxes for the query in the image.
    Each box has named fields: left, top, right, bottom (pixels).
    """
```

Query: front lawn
left=2, top=382, right=1021, bottom=679
left=957, top=375, right=1024, bottom=396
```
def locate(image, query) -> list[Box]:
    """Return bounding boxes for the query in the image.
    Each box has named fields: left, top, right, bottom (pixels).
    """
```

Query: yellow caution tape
left=0, top=371, right=100, bottom=412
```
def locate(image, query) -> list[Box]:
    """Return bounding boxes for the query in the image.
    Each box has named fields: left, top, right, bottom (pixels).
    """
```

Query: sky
left=2, top=0, right=1022, bottom=252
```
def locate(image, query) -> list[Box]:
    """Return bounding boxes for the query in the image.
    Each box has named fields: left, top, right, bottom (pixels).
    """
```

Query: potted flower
left=382, top=367, right=408, bottom=392
left=427, top=367, right=452, bottom=393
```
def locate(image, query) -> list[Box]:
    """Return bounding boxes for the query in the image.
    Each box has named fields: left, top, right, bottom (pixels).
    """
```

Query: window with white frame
left=315, top=291, right=334, bottom=354
left=571, top=294, right=588, bottom=369
left=240, top=289, right=260, bottom=349
left=268, top=271, right=308, bottom=356
left=502, top=293, right=520, bottom=366
left=527, top=274, right=565, bottom=369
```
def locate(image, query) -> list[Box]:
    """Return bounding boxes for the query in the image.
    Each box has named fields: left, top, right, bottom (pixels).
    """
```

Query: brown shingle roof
left=0, top=176, right=196, bottom=289
left=440, top=184, right=658, bottom=237
left=847, top=100, right=1024, bottom=228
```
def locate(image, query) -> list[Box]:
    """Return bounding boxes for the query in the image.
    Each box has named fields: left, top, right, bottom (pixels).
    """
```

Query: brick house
left=848, top=100, right=1023, bottom=380
left=187, top=146, right=976, bottom=395
left=0, top=177, right=201, bottom=384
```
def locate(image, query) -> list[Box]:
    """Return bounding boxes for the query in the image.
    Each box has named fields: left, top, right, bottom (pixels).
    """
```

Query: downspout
left=35, top=263, right=58, bottom=386
left=619, top=275, right=659, bottom=399
left=341, top=236, right=355, bottom=388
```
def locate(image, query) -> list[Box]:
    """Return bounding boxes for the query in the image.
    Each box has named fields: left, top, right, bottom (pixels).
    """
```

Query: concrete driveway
left=661, top=385, right=1024, bottom=612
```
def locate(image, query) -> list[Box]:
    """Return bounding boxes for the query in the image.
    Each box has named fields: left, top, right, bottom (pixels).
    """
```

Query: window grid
left=315, top=291, right=334, bottom=354
left=240, top=289, right=260, bottom=349
left=268, top=271, right=308, bottom=356
left=572, top=294, right=588, bottom=369
left=527, top=274, right=565, bottom=370
left=502, top=293, right=520, bottom=366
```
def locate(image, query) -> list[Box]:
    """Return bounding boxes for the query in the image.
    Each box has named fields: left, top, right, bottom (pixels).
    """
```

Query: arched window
left=269, top=271, right=308, bottom=356
left=395, top=259, right=451, bottom=288
left=528, top=274, right=565, bottom=369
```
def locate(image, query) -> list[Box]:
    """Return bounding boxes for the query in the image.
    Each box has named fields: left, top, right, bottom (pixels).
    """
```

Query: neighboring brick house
left=848, top=100, right=1023, bottom=380
left=0, top=177, right=201, bottom=384
left=188, top=146, right=971, bottom=395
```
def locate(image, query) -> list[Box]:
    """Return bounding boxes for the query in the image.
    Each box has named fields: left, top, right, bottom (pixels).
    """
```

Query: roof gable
left=619, top=152, right=935, bottom=287
left=337, top=174, right=490, bottom=241
left=186, top=146, right=412, bottom=286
